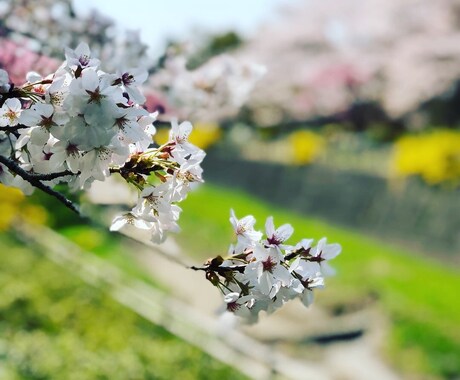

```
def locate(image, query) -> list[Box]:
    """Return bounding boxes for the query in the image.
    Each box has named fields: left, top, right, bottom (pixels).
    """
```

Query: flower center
left=267, top=235, right=281, bottom=245
left=121, top=72, right=134, bottom=86
left=33, top=85, right=46, bottom=95
left=262, top=256, right=276, bottom=273
left=86, top=87, right=104, bottom=104
left=39, top=115, right=56, bottom=129
left=79, top=55, right=90, bottom=67
left=66, top=143, right=79, bottom=157
left=227, top=301, right=240, bottom=312
left=5, top=110, right=18, bottom=123
left=236, top=224, right=247, bottom=235
left=43, top=151, right=53, bottom=161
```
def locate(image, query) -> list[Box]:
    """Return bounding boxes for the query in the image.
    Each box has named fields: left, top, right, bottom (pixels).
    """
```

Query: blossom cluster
left=151, top=50, right=266, bottom=121
left=200, top=211, right=341, bottom=323
left=0, top=43, right=204, bottom=243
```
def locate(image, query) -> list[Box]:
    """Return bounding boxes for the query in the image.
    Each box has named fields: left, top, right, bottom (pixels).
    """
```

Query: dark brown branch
left=0, top=124, right=31, bottom=132
left=284, top=247, right=311, bottom=261
left=28, top=170, right=75, bottom=181
left=190, top=264, right=246, bottom=273
left=0, top=155, right=80, bottom=215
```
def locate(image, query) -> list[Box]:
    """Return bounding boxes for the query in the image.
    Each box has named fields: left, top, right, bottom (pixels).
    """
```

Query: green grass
left=177, top=183, right=460, bottom=379
left=0, top=233, right=247, bottom=380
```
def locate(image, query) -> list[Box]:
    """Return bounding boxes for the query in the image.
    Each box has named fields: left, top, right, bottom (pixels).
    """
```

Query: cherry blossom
left=0, top=43, right=205, bottom=242
left=196, top=213, right=341, bottom=323
left=0, top=98, right=22, bottom=127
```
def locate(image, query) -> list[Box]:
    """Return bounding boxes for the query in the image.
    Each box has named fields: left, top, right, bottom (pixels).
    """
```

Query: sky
left=73, top=0, right=295, bottom=55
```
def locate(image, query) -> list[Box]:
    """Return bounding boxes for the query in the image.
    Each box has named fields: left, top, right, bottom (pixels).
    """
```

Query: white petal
left=276, top=223, right=294, bottom=242
left=265, top=216, right=275, bottom=237
left=110, top=215, right=128, bottom=231
left=224, top=292, right=240, bottom=304
left=323, top=243, right=341, bottom=260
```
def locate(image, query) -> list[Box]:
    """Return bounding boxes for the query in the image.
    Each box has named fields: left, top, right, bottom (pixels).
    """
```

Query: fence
left=203, top=153, right=460, bottom=258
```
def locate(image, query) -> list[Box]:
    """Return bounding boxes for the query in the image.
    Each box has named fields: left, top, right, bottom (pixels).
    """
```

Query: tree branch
left=0, top=124, right=31, bottom=132
left=28, top=170, right=75, bottom=181
left=0, top=155, right=80, bottom=215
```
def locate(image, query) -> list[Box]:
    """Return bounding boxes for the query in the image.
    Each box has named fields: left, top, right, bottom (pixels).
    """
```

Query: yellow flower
left=288, top=130, right=325, bottom=165
left=188, top=122, right=221, bottom=150
left=393, top=130, right=460, bottom=184
left=0, top=183, right=24, bottom=203
left=0, top=183, right=48, bottom=230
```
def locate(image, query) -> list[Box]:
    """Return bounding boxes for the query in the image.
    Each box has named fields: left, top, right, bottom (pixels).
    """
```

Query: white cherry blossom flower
left=49, top=140, right=82, bottom=173
left=77, top=140, right=129, bottom=187
left=264, top=216, right=294, bottom=249
left=111, top=68, right=148, bottom=104
left=222, top=292, right=255, bottom=319
left=0, top=98, right=22, bottom=126
left=65, top=42, right=100, bottom=71
left=26, top=137, right=65, bottom=175
left=110, top=212, right=154, bottom=232
left=229, top=209, right=263, bottom=253
left=291, top=237, right=341, bottom=279
left=113, top=106, right=150, bottom=144
left=244, top=245, right=291, bottom=298
left=20, top=103, right=69, bottom=146
left=299, top=275, right=325, bottom=307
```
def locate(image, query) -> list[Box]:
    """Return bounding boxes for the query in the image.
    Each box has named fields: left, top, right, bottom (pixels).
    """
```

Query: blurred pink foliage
left=0, top=39, right=60, bottom=85
left=238, top=0, right=460, bottom=123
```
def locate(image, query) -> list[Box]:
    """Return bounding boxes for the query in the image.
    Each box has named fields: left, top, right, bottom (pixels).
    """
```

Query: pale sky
left=73, top=0, right=296, bottom=55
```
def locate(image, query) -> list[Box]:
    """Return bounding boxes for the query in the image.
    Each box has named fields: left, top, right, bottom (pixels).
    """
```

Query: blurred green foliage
left=178, top=184, right=460, bottom=379
left=0, top=233, right=246, bottom=380
left=187, top=31, right=242, bottom=69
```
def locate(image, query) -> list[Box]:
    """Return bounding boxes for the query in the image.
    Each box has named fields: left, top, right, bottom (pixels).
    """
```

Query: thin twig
left=0, top=154, right=80, bottom=215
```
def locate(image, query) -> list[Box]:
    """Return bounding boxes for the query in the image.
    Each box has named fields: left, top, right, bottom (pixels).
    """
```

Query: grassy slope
left=177, top=183, right=460, bottom=379
left=0, top=233, right=247, bottom=380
